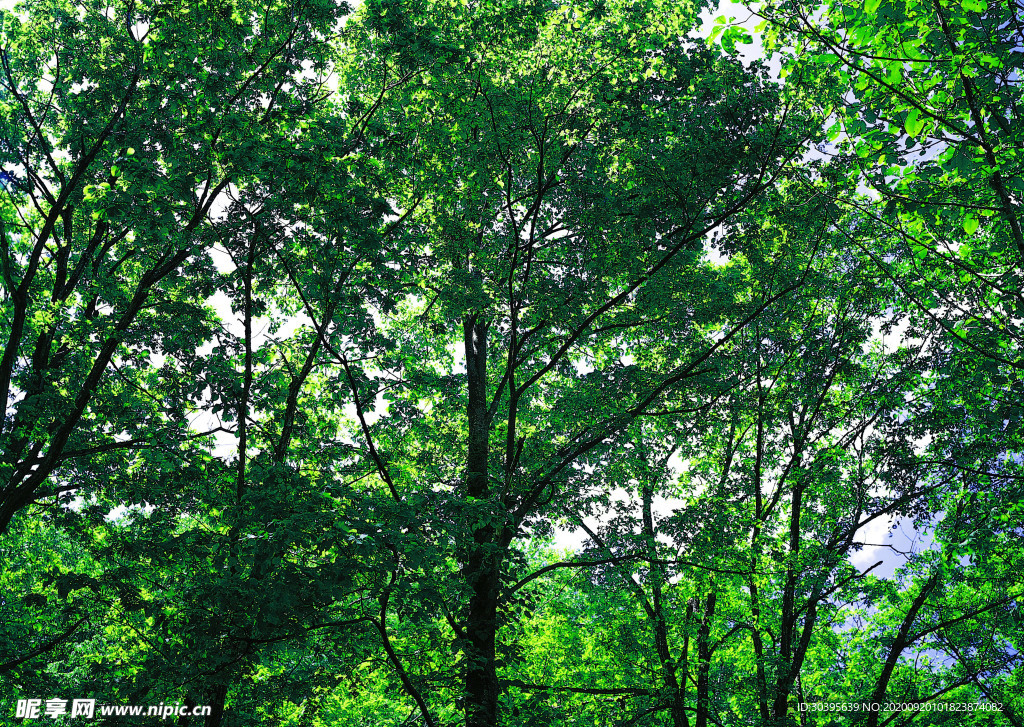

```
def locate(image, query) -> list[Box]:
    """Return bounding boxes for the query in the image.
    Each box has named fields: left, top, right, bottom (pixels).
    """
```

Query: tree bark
left=204, top=684, right=228, bottom=727
left=748, top=575, right=771, bottom=723
left=643, top=481, right=688, bottom=727
left=772, top=477, right=804, bottom=723
left=462, top=315, right=500, bottom=727
left=695, top=590, right=716, bottom=727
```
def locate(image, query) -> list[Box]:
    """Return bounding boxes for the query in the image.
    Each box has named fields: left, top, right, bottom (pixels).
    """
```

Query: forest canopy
left=0, top=0, right=1022, bottom=725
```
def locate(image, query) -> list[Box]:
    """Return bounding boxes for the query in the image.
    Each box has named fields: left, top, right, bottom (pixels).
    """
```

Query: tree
left=0, top=0, right=346, bottom=534
left=751, top=0, right=1024, bottom=461
left=333, top=1, right=821, bottom=724
left=0, top=0, right=397, bottom=718
left=3, top=0, right=1022, bottom=725
left=743, top=4, right=1024, bottom=722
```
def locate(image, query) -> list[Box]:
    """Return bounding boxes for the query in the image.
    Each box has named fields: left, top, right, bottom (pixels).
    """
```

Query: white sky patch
left=870, top=315, right=912, bottom=355
left=851, top=516, right=940, bottom=580
left=849, top=515, right=900, bottom=578
left=106, top=502, right=155, bottom=522
left=554, top=520, right=593, bottom=552
left=704, top=229, right=730, bottom=265
left=691, top=0, right=782, bottom=77
left=343, top=388, right=389, bottom=428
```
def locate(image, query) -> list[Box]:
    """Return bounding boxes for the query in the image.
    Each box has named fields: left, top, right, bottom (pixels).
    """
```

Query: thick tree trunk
left=462, top=315, right=500, bottom=727
left=464, top=549, right=500, bottom=727
left=205, top=684, right=228, bottom=727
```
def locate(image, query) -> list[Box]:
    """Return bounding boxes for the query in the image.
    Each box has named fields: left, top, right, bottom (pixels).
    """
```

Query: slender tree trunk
left=200, top=240, right=253, bottom=727
left=751, top=357, right=772, bottom=724
left=680, top=600, right=693, bottom=712
left=462, top=315, right=500, bottom=727
left=643, top=482, right=688, bottom=727
left=654, top=586, right=688, bottom=727
left=773, top=480, right=803, bottom=723
left=864, top=572, right=940, bottom=727
left=748, top=575, right=771, bottom=723
left=695, top=590, right=716, bottom=727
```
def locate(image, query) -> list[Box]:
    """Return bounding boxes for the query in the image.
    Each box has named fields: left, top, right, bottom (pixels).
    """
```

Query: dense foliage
left=1, top=0, right=1021, bottom=726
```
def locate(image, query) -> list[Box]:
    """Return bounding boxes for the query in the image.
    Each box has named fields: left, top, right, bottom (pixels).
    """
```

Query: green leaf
left=905, top=108, right=924, bottom=136
left=963, top=215, right=979, bottom=235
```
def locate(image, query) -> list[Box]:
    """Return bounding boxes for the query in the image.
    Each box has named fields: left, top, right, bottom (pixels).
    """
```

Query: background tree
left=750, top=0, right=1024, bottom=484
left=0, top=0, right=349, bottom=531
left=0, top=0, right=402, bottom=720
left=744, top=3, right=1024, bottom=723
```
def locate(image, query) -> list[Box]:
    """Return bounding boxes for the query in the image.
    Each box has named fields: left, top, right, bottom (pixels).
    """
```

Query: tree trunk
left=747, top=576, right=771, bottom=723
left=864, top=572, right=940, bottom=727
left=643, top=481, right=688, bottom=727
left=772, top=480, right=803, bottom=723
left=695, top=590, right=716, bottom=727
left=655, top=587, right=688, bottom=727
left=462, top=315, right=500, bottom=727
left=205, top=683, right=228, bottom=727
